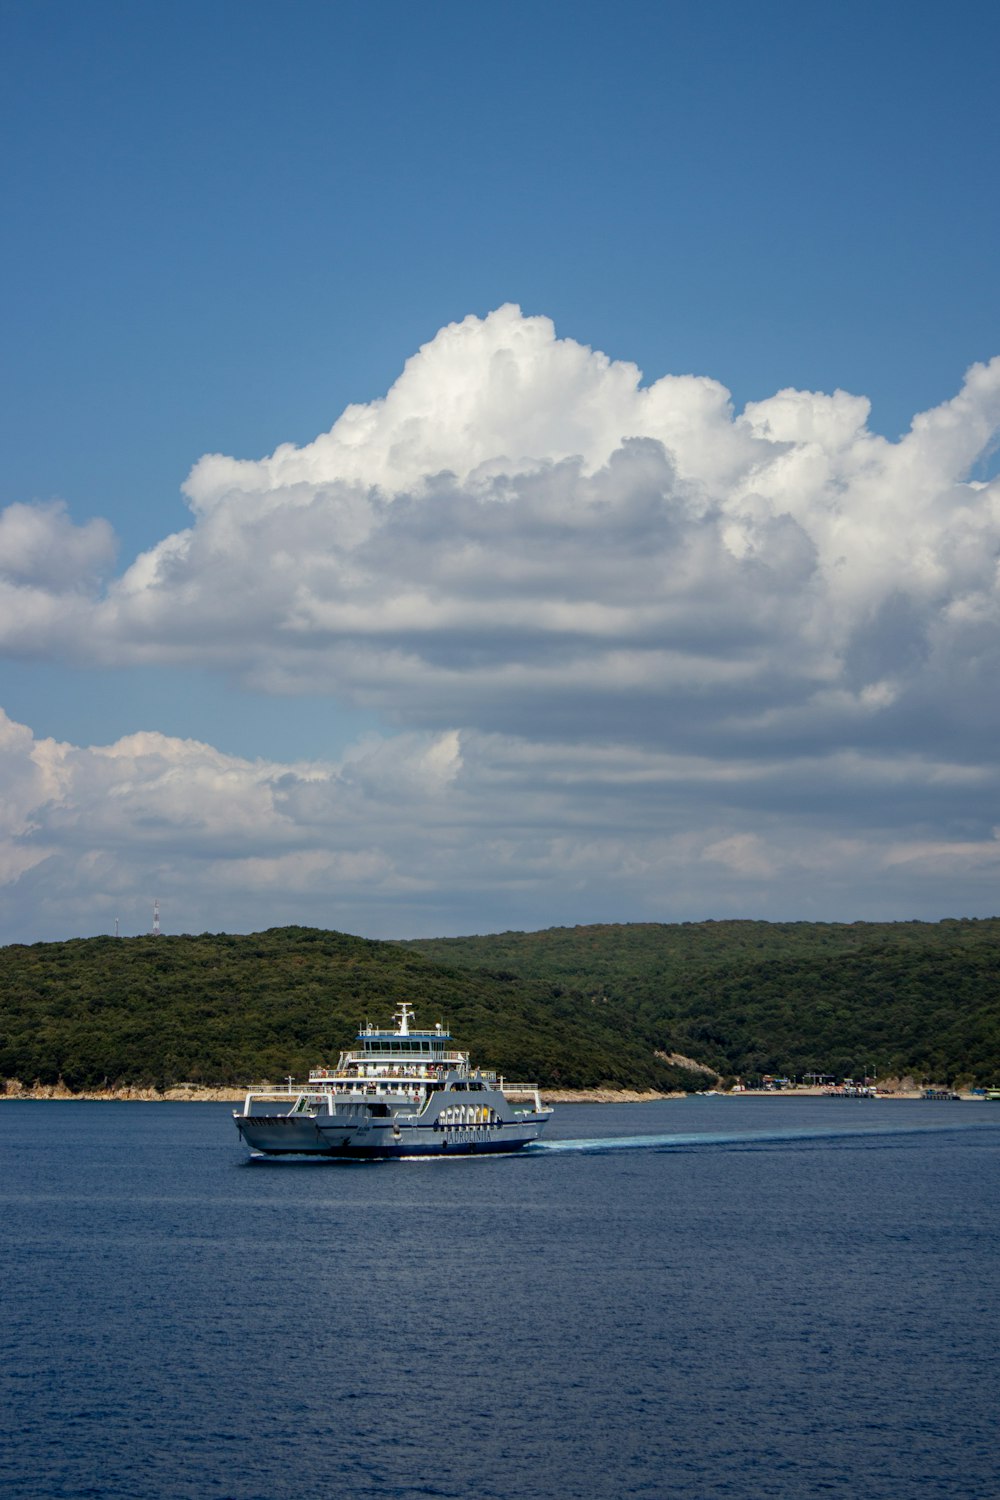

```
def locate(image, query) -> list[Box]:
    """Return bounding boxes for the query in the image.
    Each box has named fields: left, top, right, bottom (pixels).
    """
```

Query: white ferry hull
left=237, top=1114, right=548, bottom=1158
left=235, top=1114, right=358, bottom=1155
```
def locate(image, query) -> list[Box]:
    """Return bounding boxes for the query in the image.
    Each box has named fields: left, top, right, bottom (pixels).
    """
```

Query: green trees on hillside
left=0, top=926, right=701, bottom=1092
left=404, top=918, right=1000, bottom=1085
left=1, top=918, right=998, bottom=1090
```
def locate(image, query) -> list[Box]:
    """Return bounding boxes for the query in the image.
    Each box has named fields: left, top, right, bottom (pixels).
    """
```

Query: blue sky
left=1, top=0, right=999, bottom=941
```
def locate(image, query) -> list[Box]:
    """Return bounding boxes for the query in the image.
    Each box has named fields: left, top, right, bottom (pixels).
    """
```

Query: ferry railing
left=243, top=1077, right=550, bottom=1111
left=307, top=1056, right=467, bottom=1081
left=498, top=1081, right=548, bottom=1112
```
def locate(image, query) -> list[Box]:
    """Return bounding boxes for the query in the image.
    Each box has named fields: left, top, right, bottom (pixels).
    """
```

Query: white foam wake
left=533, top=1120, right=989, bottom=1154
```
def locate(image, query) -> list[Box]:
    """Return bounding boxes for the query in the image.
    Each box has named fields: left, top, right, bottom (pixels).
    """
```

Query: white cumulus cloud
left=105, top=307, right=1000, bottom=755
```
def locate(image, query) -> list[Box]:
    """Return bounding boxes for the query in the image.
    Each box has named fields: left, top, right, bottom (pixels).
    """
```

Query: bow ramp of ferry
left=234, top=1003, right=553, bottom=1158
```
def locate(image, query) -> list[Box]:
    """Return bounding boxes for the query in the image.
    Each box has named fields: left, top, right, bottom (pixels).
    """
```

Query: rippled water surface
left=2, top=1097, right=998, bottom=1499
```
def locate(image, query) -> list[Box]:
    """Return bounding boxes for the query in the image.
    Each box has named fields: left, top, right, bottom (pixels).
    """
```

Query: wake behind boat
left=234, top=1003, right=553, bottom=1157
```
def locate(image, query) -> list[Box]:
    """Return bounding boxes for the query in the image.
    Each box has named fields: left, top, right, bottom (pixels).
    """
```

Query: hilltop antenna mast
left=114, top=917, right=120, bottom=939
left=152, top=899, right=161, bottom=937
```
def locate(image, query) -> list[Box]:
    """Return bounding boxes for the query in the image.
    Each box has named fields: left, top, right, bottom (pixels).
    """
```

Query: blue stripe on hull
left=244, top=1130, right=543, bottom=1158
left=244, top=1141, right=537, bottom=1158
left=342, top=1138, right=536, bottom=1158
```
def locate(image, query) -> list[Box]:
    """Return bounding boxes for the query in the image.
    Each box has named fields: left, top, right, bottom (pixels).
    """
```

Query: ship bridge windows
left=364, top=1039, right=445, bottom=1057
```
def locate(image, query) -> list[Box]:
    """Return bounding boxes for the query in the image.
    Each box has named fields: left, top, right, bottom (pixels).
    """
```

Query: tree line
left=1, top=918, right=998, bottom=1091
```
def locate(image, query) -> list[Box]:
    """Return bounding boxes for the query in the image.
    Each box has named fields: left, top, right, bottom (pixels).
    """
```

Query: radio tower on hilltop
left=152, top=899, right=161, bottom=937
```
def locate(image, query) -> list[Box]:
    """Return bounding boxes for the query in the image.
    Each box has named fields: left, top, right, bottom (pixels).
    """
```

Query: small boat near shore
left=234, top=1003, right=553, bottom=1158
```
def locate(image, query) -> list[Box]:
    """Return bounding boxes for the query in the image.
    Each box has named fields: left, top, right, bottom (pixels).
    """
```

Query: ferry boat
left=234, top=1003, right=553, bottom=1157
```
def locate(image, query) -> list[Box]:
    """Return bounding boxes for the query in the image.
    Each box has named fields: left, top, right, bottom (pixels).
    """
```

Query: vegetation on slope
left=403, top=918, right=1000, bottom=1086
left=2, top=919, right=998, bottom=1092
left=0, top=926, right=703, bottom=1092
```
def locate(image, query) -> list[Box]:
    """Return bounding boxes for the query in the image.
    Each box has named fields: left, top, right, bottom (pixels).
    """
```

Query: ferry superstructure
left=234, top=1003, right=552, bottom=1157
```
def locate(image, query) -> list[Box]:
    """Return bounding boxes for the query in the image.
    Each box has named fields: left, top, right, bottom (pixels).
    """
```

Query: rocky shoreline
left=1, top=1081, right=677, bottom=1103
left=1, top=1081, right=246, bottom=1102
left=1, top=1081, right=959, bottom=1103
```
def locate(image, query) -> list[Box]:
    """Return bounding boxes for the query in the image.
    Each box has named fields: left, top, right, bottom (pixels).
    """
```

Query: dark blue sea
left=2, top=1097, right=998, bottom=1500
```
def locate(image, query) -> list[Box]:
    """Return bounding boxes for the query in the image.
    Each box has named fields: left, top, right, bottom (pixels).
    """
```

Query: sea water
left=2, top=1097, right=998, bottom=1499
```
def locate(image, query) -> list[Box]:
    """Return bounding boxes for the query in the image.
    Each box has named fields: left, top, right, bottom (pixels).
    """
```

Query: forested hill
left=403, top=918, right=1000, bottom=1086
left=2, top=919, right=998, bottom=1091
left=0, top=926, right=705, bottom=1093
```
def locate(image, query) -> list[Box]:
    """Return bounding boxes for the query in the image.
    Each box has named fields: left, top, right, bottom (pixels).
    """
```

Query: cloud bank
left=2, top=708, right=998, bottom=942
left=2, top=306, right=999, bottom=937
